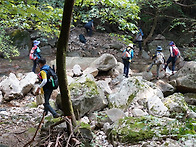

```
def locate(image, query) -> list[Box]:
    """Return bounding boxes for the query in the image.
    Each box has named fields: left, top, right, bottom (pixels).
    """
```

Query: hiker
left=164, top=41, right=180, bottom=75
left=84, top=20, right=94, bottom=37
left=134, top=27, right=144, bottom=51
left=122, top=43, right=134, bottom=78
left=30, top=40, right=41, bottom=73
left=35, top=58, right=59, bottom=118
left=147, top=46, right=165, bottom=80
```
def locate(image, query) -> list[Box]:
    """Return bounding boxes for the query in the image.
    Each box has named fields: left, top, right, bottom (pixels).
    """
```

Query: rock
left=96, top=80, right=112, bottom=94
left=154, top=34, right=166, bottom=40
left=105, top=108, right=126, bottom=123
left=20, top=72, right=37, bottom=95
left=132, top=108, right=148, bottom=117
left=141, top=50, right=150, bottom=59
left=56, top=78, right=108, bottom=118
left=72, top=64, right=83, bottom=77
left=0, top=91, right=3, bottom=103
left=156, top=80, right=175, bottom=96
left=110, top=43, right=123, bottom=50
left=142, top=71, right=153, bottom=81
left=184, top=93, right=196, bottom=105
left=0, top=73, right=22, bottom=101
left=90, top=53, right=117, bottom=71
left=171, top=61, right=196, bottom=93
left=108, top=77, right=169, bottom=117
left=187, top=111, right=196, bottom=119
left=163, top=93, right=189, bottom=115
left=80, top=116, right=90, bottom=124
left=83, top=67, right=99, bottom=77
left=40, top=45, right=52, bottom=55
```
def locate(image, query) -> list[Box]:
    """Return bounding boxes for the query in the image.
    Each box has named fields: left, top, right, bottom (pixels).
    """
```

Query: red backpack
left=29, top=46, right=37, bottom=60
left=172, top=46, right=179, bottom=56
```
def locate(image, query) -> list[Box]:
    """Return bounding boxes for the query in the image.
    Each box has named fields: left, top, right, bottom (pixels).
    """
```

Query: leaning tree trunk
left=143, top=12, right=158, bottom=47
left=56, top=0, right=76, bottom=124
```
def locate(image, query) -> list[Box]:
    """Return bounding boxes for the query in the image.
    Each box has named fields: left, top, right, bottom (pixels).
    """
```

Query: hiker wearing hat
left=29, top=40, right=42, bottom=73
left=134, top=27, right=144, bottom=51
left=147, top=46, right=165, bottom=80
left=84, top=20, right=95, bottom=37
left=122, top=43, right=134, bottom=78
left=164, top=41, right=180, bottom=75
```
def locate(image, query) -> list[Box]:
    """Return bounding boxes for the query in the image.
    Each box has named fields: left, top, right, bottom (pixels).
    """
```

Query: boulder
left=0, top=91, right=3, bottom=103
left=131, top=108, right=148, bottom=117
left=83, top=67, right=99, bottom=77
left=163, top=93, right=189, bottom=115
left=170, top=61, right=196, bottom=93
left=56, top=78, right=108, bottom=118
left=156, top=80, right=175, bottom=96
left=19, top=72, right=37, bottom=95
left=72, top=64, right=83, bottom=77
left=105, top=108, right=126, bottom=122
left=108, top=76, right=169, bottom=117
left=183, top=93, right=196, bottom=105
left=90, top=53, right=117, bottom=71
left=0, top=73, right=22, bottom=101
left=96, top=80, right=112, bottom=94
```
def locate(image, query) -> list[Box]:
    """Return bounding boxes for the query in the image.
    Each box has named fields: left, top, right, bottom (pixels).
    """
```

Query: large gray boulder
left=90, top=53, right=117, bottom=71
left=156, top=80, right=175, bottom=96
left=108, top=76, right=169, bottom=117
left=170, top=61, right=196, bottom=93
left=0, top=73, right=22, bottom=101
left=56, top=77, right=108, bottom=119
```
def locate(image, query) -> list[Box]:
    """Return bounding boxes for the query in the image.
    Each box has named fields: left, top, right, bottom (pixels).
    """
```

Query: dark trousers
left=123, top=59, right=130, bottom=78
left=32, top=59, right=37, bottom=73
left=43, top=89, right=57, bottom=117
left=85, top=26, right=92, bottom=36
left=137, top=41, right=142, bottom=51
left=165, top=56, right=177, bottom=72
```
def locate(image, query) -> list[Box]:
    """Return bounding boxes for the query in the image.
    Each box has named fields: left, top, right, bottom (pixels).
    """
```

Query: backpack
left=155, top=52, right=164, bottom=64
left=29, top=46, right=37, bottom=60
left=39, top=66, right=58, bottom=90
left=172, top=46, right=179, bottom=56
left=122, top=49, right=130, bottom=60
left=79, top=34, right=86, bottom=44
left=47, top=67, right=58, bottom=90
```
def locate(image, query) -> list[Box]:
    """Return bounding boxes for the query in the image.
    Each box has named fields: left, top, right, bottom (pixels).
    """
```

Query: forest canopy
left=0, top=0, right=195, bottom=58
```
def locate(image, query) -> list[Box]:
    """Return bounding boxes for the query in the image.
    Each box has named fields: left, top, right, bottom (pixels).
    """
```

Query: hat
left=169, top=41, right=174, bottom=46
left=33, top=40, right=40, bottom=46
left=156, top=46, right=162, bottom=51
left=128, top=43, right=134, bottom=48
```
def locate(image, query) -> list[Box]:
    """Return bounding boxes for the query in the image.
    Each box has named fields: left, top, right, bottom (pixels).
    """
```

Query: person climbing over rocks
left=134, top=27, right=144, bottom=51
left=122, top=43, right=134, bottom=78
left=164, top=41, right=180, bottom=75
left=84, top=20, right=95, bottom=37
left=35, top=58, right=59, bottom=118
left=147, top=46, right=165, bottom=80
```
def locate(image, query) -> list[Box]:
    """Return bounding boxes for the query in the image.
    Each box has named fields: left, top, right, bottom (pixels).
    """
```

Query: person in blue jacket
left=135, top=27, right=144, bottom=51
left=84, top=20, right=94, bottom=37
left=35, top=58, right=59, bottom=118
left=122, top=43, right=134, bottom=78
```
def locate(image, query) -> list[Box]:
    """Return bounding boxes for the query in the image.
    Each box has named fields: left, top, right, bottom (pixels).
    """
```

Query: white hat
left=128, top=43, right=134, bottom=48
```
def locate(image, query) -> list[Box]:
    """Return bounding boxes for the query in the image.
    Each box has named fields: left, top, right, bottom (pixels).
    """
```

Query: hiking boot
left=53, top=114, right=60, bottom=118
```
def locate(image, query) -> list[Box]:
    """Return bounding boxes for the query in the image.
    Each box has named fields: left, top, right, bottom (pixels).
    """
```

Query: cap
left=169, top=41, right=174, bottom=46
left=33, top=40, right=40, bottom=46
left=156, top=46, right=162, bottom=51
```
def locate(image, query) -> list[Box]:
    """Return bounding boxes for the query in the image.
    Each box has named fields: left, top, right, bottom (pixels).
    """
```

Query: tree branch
left=174, top=0, right=196, bottom=7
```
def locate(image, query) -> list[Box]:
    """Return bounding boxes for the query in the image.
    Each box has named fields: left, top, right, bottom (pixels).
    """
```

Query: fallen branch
left=23, top=111, right=46, bottom=147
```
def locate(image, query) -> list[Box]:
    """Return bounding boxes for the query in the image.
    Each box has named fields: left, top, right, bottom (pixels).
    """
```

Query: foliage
left=110, top=116, right=196, bottom=144
left=0, top=26, right=20, bottom=60
left=74, top=0, right=140, bottom=32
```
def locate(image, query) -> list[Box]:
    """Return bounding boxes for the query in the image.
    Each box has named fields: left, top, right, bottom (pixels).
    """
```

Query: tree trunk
left=56, top=0, right=76, bottom=123
left=143, top=13, right=158, bottom=47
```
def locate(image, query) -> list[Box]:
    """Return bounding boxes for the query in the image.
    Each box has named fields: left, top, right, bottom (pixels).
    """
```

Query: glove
left=129, top=59, right=132, bottom=62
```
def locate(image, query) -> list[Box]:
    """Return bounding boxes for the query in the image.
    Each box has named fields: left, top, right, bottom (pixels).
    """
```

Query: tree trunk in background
left=56, top=0, right=76, bottom=124
left=143, top=13, right=158, bottom=48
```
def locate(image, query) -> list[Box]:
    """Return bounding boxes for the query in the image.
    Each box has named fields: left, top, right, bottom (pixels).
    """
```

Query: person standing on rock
left=134, top=27, right=144, bottom=51
left=147, top=46, right=165, bottom=80
left=164, top=41, right=180, bottom=75
left=84, top=20, right=94, bottom=37
left=35, top=58, right=59, bottom=118
left=122, top=43, right=134, bottom=78
left=29, top=40, right=41, bottom=73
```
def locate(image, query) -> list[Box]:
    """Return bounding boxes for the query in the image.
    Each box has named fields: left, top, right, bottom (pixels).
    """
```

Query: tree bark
left=143, top=13, right=158, bottom=47
left=56, top=0, right=76, bottom=123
